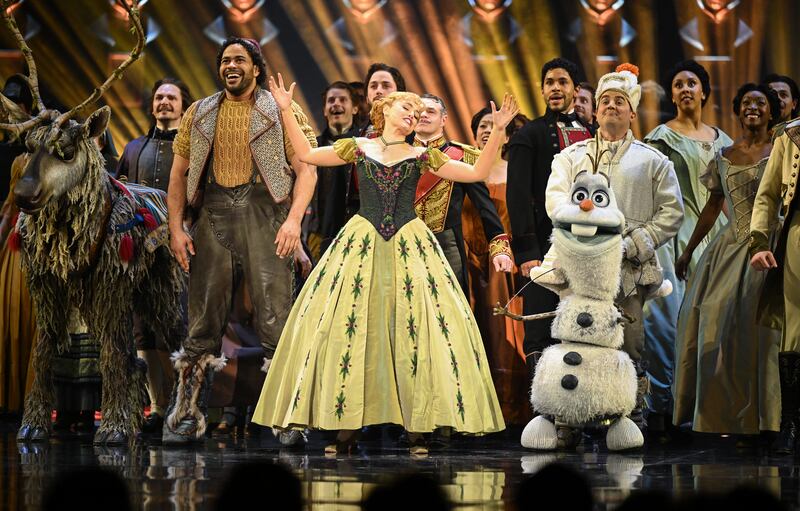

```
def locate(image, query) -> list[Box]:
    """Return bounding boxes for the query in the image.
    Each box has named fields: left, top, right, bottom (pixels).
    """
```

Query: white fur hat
left=596, top=63, right=641, bottom=111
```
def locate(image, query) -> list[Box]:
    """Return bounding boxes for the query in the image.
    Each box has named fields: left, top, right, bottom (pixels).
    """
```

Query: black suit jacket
left=506, top=110, right=592, bottom=263
left=438, top=143, right=505, bottom=240
left=314, top=126, right=360, bottom=254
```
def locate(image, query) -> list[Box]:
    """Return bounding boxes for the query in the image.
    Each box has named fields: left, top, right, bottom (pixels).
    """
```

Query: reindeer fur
left=16, top=110, right=184, bottom=444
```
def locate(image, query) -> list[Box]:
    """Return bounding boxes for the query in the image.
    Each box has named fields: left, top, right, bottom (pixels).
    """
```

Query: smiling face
left=769, top=81, right=797, bottom=123
left=324, top=87, right=357, bottom=131
left=474, top=113, right=493, bottom=149
left=152, top=83, right=183, bottom=129
left=671, top=70, right=704, bottom=113
left=738, top=90, right=770, bottom=130
left=219, top=44, right=260, bottom=97
left=597, top=91, right=634, bottom=132
left=382, top=98, right=420, bottom=135
left=542, top=67, right=575, bottom=113
left=416, top=97, right=446, bottom=138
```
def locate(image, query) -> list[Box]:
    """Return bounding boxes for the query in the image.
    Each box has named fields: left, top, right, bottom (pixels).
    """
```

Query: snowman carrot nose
left=579, top=198, right=594, bottom=211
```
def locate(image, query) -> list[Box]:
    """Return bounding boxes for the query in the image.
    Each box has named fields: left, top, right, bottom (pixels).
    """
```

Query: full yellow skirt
left=253, top=215, right=505, bottom=434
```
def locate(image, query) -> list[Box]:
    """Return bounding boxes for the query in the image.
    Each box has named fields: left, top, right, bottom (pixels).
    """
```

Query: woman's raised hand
left=490, top=93, right=520, bottom=132
left=269, top=73, right=295, bottom=111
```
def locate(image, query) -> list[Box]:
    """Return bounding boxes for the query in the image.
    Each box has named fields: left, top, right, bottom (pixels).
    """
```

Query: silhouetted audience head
left=616, top=490, right=676, bottom=511
left=43, top=467, right=131, bottom=511
left=363, top=472, right=451, bottom=511
left=515, top=463, right=592, bottom=511
left=722, top=485, right=785, bottom=511
left=214, top=461, right=302, bottom=511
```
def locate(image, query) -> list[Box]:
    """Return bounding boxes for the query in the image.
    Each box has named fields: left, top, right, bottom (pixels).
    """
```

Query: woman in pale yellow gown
left=253, top=77, right=518, bottom=454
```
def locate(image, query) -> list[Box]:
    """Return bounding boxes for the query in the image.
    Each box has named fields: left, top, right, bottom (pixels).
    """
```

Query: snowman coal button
left=561, top=374, right=579, bottom=390
left=563, top=352, right=582, bottom=366
left=576, top=312, right=593, bottom=327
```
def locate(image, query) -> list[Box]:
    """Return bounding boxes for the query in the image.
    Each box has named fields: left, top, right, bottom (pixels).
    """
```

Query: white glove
left=623, top=228, right=655, bottom=262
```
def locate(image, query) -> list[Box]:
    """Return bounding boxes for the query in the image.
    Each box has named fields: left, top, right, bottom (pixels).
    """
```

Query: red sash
left=414, top=145, right=464, bottom=204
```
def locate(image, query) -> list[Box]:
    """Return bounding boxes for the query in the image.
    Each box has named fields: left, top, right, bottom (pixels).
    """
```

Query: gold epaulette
left=450, top=140, right=481, bottom=165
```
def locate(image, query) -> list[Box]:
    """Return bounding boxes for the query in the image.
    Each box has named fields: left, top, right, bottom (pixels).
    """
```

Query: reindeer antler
left=51, top=0, right=145, bottom=130
left=0, top=0, right=55, bottom=138
left=0, top=1, right=42, bottom=111
left=0, top=1, right=145, bottom=141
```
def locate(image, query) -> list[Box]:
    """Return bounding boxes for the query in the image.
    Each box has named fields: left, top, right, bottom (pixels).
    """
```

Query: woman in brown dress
left=461, top=108, right=530, bottom=425
left=0, top=154, right=36, bottom=415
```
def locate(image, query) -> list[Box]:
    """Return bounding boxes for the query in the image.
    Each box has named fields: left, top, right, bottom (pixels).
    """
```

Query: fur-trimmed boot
left=162, top=350, right=226, bottom=445
left=773, top=352, right=800, bottom=455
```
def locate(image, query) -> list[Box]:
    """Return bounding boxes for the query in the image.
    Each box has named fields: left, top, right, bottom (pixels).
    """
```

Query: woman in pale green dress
left=673, top=84, right=782, bottom=438
left=643, top=60, right=733, bottom=432
left=253, top=76, right=518, bottom=455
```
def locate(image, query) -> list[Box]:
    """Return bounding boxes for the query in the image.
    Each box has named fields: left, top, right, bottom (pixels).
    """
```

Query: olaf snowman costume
left=521, top=164, right=644, bottom=451
left=544, top=65, right=683, bottom=366
left=520, top=65, right=682, bottom=450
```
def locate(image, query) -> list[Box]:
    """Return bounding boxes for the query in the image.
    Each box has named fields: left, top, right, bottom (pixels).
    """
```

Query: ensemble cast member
left=162, top=37, right=317, bottom=444
left=506, top=58, right=593, bottom=383
left=642, top=60, right=732, bottom=435
left=673, top=84, right=781, bottom=440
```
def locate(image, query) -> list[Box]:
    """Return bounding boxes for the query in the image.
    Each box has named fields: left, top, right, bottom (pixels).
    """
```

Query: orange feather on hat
left=615, top=63, right=639, bottom=76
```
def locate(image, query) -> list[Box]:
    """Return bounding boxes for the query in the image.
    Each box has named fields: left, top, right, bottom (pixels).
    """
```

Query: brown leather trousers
left=183, top=180, right=293, bottom=361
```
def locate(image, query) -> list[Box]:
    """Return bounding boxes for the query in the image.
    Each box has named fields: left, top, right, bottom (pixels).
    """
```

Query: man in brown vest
left=163, top=37, right=317, bottom=444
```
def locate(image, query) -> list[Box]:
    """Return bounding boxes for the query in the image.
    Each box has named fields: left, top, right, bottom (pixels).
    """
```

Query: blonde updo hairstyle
left=369, top=91, right=424, bottom=135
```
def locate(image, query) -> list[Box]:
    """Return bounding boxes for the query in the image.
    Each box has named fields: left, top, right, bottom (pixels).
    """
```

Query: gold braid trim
left=488, top=233, right=512, bottom=259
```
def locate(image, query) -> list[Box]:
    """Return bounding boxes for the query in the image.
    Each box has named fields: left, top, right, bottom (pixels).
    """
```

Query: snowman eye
left=592, top=190, right=610, bottom=207
left=571, top=188, right=589, bottom=204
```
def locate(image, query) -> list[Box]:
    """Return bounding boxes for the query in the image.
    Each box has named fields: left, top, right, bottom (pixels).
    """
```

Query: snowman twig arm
left=492, top=303, right=557, bottom=322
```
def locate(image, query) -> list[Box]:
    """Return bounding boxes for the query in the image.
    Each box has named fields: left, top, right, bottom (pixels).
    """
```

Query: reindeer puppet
left=0, top=2, right=184, bottom=445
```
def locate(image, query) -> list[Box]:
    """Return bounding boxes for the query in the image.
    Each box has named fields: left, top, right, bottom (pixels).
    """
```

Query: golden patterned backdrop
left=0, top=0, right=797, bottom=149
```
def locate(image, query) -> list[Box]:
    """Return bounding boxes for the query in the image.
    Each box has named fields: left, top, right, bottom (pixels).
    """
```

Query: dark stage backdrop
left=1, top=0, right=797, bottom=149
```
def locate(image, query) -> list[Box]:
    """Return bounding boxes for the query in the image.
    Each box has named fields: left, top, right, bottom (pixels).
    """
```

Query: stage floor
left=1, top=424, right=799, bottom=510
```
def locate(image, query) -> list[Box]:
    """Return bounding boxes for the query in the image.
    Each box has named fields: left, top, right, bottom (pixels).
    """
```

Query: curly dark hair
left=148, top=77, right=192, bottom=124
left=364, top=63, right=406, bottom=94
left=216, top=37, right=267, bottom=87
left=763, top=73, right=800, bottom=118
left=540, top=58, right=580, bottom=88
left=732, top=83, right=781, bottom=128
left=665, top=59, right=711, bottom=107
